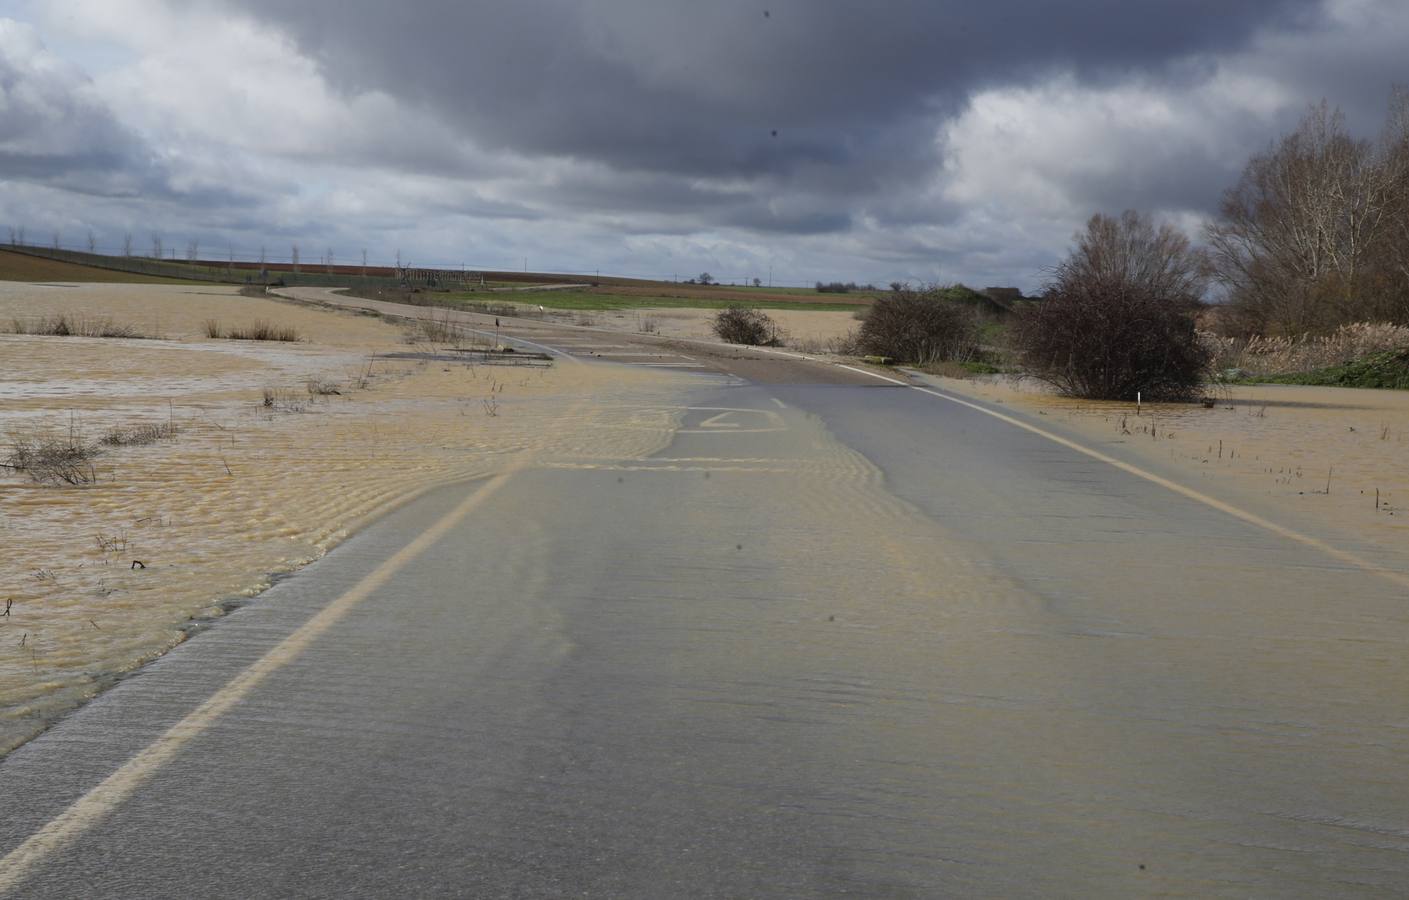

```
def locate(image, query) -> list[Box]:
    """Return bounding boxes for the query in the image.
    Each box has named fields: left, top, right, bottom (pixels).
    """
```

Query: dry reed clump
left=3, top=435, right=99, bottom=485
left=787, top=331, right=862, bottom=356
left=404, top=312, right=486, bottom=347
left=260, top=387, right=308, bottom=413
left=204, top=319, right=302, bottom=342
left=99, top=421, right=178, bottom=447
left=306, top=378, right=342, bottom=396
left=4, top=313, right=150, bottom=339
left=1205, top=322, right=1409, bottom=376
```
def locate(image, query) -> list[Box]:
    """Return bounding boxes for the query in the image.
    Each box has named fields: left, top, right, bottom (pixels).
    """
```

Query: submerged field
left=0, top=281, right=685, bottom=755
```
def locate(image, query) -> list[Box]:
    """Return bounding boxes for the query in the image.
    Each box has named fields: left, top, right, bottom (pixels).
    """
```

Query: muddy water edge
left=0, top=282, right=688, bottom=755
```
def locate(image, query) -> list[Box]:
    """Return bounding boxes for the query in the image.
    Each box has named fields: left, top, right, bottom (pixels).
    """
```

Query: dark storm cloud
left=10, top=1, right=1408, bottom=287
left=226, top=0, right=1321, bottom=180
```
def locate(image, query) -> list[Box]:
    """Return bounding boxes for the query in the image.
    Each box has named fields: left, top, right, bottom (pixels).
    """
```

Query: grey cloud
left=0, top=36, right=152, bottom=194
left=227, top=0, right=1322, bottom=180
left=9, top=1, right=1409, bottom=290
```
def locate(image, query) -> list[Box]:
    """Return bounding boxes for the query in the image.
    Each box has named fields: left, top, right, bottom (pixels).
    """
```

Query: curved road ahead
left=2, top=316, right=1408, bottom=897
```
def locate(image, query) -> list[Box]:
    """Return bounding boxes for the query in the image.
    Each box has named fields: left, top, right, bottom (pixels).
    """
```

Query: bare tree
left=151, top=234, right=163, bottom=260
left=7, top=226, right=15, bottom=246
left=123, top=232, right=133, bottom=256
left=1016, top=211, right=1210, bottom=401
left=86, top=229, right=96, bottom=253
left=52, top=231, right=60, bottom=250
left=291, top=244, right=300, bottom=273
left=187, top=240, right=199, bottom=264
left=16, top=225, right=24, bottom=246
left=361, top=248, right=367, bottom=277
left=1207, top=93, right=1409, bottom=334
left=395, top=248, right=401, bottom=270
left=326, top=248, right=334, bottom=274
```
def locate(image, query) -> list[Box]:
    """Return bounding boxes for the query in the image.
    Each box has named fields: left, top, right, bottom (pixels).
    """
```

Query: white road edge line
left=0, top=470, right=520, bottom=895
left=462, top=328, right=577, bottom=362
left=834, top=364, right=1409, bottom=593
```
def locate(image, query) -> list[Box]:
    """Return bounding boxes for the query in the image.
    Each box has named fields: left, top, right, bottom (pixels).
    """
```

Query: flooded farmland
left=944, top=374, right=1409, bottom=566
left=0, top=282, right=684, bottom=755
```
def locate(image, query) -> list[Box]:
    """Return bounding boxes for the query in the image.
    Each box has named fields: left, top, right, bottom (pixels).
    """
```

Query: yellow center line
left=0, top=468, right=520, bottom=895
left=835, top=364, right=1409, bottom=593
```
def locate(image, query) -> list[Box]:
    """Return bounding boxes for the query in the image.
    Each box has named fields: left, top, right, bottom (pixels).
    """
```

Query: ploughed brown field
left=0, top=250, right=200, bottom=285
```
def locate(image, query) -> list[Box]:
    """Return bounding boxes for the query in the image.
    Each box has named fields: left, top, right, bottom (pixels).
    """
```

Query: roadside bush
left=855, top=289, right=980, bottom=364
left=1255, top=348, right=1409, bottom=389
left=712, top=306, right=781, bottom=346
left=1015, top=211, right=1210, bottom=401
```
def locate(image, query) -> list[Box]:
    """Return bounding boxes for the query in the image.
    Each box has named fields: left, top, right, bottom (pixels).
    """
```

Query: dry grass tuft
left=405, top=312, right=486, bottom=347
left=4, top=313, right=152, bottom=339
left=99, top=421, right=179, bottom=447
left=306, top=378, right=342, bottom=396
left=205, top=319, right=301, bottom=342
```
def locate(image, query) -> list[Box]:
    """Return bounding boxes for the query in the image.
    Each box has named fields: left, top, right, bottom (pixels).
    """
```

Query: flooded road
left=0, top=283, right=686, bottom=755
left=2, top=358, right=1408, bottom=896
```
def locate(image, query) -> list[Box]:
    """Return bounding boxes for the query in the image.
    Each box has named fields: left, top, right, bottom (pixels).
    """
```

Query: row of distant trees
left=5, top=226, right=388, bottom=275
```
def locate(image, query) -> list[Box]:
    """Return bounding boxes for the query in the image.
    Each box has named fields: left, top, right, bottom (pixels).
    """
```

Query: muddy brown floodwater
left=0, top=282, right=687, bottom=755
left=934, top=373, right=1409, bottom=566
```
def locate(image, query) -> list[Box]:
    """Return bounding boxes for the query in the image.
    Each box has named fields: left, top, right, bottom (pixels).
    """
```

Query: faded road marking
left=0, top=470, right=520, bottom=896
left=679, top=407, right=787, bottom=434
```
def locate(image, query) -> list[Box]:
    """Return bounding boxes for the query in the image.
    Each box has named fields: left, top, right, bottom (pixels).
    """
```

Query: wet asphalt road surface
left=3, top=338, right=1409, bottom=896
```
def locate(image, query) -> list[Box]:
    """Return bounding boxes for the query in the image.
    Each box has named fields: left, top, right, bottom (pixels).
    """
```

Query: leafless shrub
left=1015, top=211, right=1210, bottom=401
left=712, top=307, right=782, bottom=346
left=855, top=289, right=980, bottom=364
left=4, top=435, right=100, bottom=485
left=100, top=421, right=178, bottom=446
left=639, top=316, right=658, bottom=334
left=204, top=319, right=224, bottom=339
